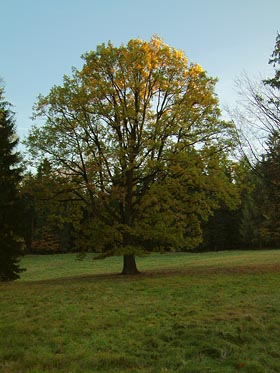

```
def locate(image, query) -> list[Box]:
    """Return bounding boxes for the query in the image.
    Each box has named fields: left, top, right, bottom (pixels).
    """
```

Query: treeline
left=20, top=153, right=280, bottom=254
left=200, top=151, right=280, bottom=251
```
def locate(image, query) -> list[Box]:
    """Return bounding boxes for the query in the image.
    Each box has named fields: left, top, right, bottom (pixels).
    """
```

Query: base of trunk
left=121, top=254, right=140, bottom=275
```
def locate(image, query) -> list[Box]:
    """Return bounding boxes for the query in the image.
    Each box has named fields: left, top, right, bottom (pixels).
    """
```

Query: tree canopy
left=26, top=36, right=239, bottom=274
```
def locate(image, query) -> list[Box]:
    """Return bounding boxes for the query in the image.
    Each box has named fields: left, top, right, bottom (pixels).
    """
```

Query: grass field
left=1, top=250, right=280, bottom=372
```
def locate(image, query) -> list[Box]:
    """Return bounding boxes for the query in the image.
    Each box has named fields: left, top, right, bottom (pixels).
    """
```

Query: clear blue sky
left=1, top=0, right=279, bottom=142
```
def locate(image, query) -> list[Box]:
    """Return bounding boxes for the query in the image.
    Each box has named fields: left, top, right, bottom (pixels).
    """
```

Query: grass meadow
left=1, top=250, right=280, bottom=372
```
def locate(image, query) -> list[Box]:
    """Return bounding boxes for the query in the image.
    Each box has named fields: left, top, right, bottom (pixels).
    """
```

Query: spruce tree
left=0, top=87, right=24, bottom=280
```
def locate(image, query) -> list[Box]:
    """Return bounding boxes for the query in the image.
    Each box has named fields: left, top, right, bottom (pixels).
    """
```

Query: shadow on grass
left=16, top=262, right=280, bottom=286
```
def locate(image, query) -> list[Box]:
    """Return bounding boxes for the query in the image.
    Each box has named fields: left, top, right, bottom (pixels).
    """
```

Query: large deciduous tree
left=0, top=87, right=25, bottom=281
left=26, top=36, right=239, bottom=274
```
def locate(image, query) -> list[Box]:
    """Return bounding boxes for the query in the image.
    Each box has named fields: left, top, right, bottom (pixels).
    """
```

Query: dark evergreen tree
left=239, top=166, right=266, bottom=248
left=264, top=32, right=280, bottom=89
left=238, top=134, right=280, bottom=249
left=0, top=88, right=25, bottom=280
left=257, top=131, right=280, bottom=245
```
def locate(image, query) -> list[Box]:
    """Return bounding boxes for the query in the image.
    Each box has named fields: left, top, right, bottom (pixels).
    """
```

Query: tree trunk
left=121, top=254, right=140, bottom=275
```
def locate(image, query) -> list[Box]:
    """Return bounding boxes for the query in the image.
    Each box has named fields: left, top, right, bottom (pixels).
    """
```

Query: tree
left=232, top=33, right=280, bottom=248
left=238, top=160, right=266, bottom=248
left=199, top=160, right=248, bottom=251
left=264, top=32, right=280, bottom=89
left=26, top=36, right=239, bottom=274
left=233, top=33, right=280, bottom=161
left=258, top=33, right=280, bottom=244
left=0, top=87, right=25, bottom=280
left=256, top=132, right=280, bottom=245
left=238, top=139, right=280, bottom=249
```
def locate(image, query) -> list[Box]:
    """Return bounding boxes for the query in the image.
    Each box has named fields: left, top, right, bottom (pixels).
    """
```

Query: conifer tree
left=0, top=87, right=24, bottom=280
left=264, top=32, right=280, bottom=89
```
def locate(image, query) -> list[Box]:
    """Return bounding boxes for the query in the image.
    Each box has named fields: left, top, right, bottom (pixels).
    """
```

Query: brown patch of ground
left=144, top=262, right=280, bottom=278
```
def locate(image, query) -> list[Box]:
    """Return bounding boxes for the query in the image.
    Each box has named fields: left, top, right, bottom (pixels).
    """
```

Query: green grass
left=1, top=250, right=280, bottom=372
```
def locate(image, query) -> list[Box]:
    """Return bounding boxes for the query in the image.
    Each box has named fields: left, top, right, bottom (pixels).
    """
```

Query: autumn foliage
left=26, top=36, right=239, bottom=273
